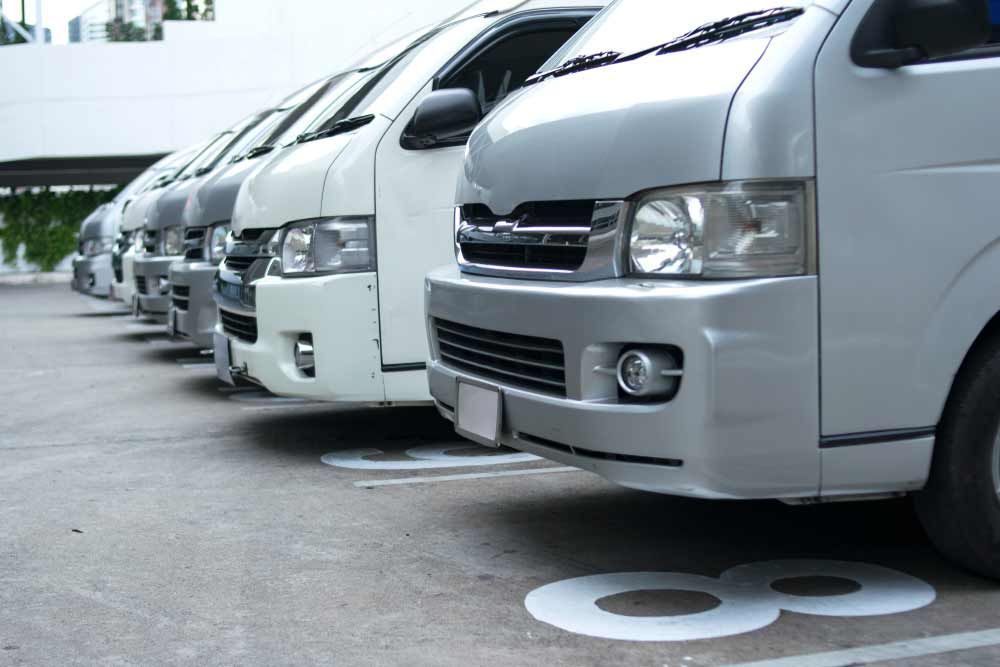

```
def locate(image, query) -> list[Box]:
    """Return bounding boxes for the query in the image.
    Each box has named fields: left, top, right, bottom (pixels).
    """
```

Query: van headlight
left=627, top=181, right=814, bottom=278
left=206, top=223, right=230, bottom=262
left=280, top=217, right=375, bottom=276
left=82, top=237, right=114, bottom=257
left=161, top=226, right=184, bottom=256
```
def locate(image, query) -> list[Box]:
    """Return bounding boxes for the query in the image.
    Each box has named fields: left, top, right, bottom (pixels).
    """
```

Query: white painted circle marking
left=525, top=560, right=935, bottom=642
left=321, top=443, right=539, bottom=470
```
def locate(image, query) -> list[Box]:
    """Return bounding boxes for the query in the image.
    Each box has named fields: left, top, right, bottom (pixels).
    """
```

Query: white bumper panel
left=224, top=272, right=430, bottom=403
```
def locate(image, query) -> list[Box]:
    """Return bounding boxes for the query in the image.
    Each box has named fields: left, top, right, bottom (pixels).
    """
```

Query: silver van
left=131, top=114, right=271, bottom=323
left=425, top=0, right=1000, bottom=577
left=71, top=204, right=113, bottom=296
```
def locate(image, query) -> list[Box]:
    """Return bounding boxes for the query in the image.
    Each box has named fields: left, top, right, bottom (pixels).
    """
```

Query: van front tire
left=916, top=340, right=1000, bottom=580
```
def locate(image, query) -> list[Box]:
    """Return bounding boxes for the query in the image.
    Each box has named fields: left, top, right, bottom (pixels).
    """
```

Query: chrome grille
left=434, top=318, right=565, bottom=396
left=172, top=284, right=190, bottom=310
left=456, top=200, right=625, bottom=281
left=220, top=309, right=258, bottom=344
left=135, top=275, right=147, bottom=294
left=183, top=228, right=206, bottom=261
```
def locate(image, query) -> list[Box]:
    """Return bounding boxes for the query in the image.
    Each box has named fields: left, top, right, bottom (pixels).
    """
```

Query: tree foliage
left=163, top=0, right=183, bottom=21
left=184, top=0, right=199, bottom=20
left=0, top=188, right=121, bottom=271
left=106, top=18, right=147, bottom=42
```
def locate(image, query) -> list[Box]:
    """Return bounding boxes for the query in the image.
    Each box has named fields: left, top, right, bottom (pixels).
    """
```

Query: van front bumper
left=133, top=254, right=181, bottom=318
left=169, top=260, right=217, bottom=349
left=216, top=271, right=422, bottom=402
left=111, top=250, right=136, bottom=303
left=71, top=254, right=113, bottom=297
left=425, top=265, right=821, bottom=499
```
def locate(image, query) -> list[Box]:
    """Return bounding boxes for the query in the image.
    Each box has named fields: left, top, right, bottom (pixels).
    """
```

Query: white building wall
left=0, top=0, right=475, bottom=164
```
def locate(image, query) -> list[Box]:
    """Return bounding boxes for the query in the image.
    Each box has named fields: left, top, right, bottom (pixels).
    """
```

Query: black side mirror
left=400, top=88, right=482, bottom=150
left=854, top=0, right=990, bottom=68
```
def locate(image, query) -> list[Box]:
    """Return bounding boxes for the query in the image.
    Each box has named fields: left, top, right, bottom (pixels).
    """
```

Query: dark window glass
left=440, top=28, right=577, bottom=113
left=990, top=0, right=1000, bottom=43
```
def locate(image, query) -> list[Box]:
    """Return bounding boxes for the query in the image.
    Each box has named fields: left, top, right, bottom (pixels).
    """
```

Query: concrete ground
left=2, top=283, right=1000, bottom=666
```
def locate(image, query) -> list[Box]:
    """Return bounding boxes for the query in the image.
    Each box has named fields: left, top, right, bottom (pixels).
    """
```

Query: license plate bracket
left=455, top=380, right=502, bottom=447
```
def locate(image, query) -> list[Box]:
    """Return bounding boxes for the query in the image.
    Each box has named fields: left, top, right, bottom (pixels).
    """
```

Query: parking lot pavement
left=3, top=283, right=1000, bottom=666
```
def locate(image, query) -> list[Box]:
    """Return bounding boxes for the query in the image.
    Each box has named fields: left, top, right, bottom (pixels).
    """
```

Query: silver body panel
left=168, top=260, right=218, bottom=349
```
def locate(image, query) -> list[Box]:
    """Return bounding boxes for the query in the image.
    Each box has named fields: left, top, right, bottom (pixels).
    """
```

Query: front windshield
left=299, top=27, right=431, bottom=135
left=540, top=0, right=811, bottom=70
left=172, top=133, right=232, bottom=180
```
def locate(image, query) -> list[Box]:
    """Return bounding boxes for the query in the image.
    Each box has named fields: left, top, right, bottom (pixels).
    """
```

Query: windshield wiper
left=524, top=51, right=621, bottom=85
left=526, top=6, right=804, bottom=86
left=296, top=114, right=376, bottom=144
left=245, top=145, right=276, bottom=159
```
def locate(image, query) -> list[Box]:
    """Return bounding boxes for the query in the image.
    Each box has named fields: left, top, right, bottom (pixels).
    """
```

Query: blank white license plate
left=455, top=381, right=501, bottom=447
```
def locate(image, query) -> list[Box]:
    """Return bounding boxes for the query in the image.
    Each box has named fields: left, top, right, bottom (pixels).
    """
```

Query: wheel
left=915, top=338, right=1000, bottom=579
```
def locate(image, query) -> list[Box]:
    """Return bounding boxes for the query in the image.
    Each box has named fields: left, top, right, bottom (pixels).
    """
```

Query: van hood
left=79, top=204, right=112, bottom=241
left=121, top=189, right=161, bottom=232
left=458, top=36, right=770, bottom=213
left=232, top=116, right=389, bottom=233
left=146, top=177, right=204, bottom=232
left=183, top=158, right=260, bottom=230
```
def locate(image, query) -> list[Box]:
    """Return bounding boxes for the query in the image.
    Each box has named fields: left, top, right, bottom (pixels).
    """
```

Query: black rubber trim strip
left=382, top=362, right=427, bottom=373
left=819, top=426, right=936, bottom=449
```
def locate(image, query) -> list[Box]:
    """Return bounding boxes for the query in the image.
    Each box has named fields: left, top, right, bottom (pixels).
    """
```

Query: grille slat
left=435, top=320, right=562, bottom=355
left=135, top=276, right=147, bottom=294
left=437, top=334, right=563, bottom=371
left=434, top=318, right=565, bottom=396
left=220, top=309, right=258, bottom=343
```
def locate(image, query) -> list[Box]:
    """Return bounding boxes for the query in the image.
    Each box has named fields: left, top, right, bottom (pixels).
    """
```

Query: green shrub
left=0, top=188, right=121, bottom=272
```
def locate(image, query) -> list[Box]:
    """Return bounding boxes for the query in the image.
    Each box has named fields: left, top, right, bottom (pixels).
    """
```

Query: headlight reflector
left=280, top=217, right=375, bottom=276
left=207, top=223, right=230, bottom=262
left=162, top=226, right=184, bottom=256
left=628, top=181, right=813, bottom=278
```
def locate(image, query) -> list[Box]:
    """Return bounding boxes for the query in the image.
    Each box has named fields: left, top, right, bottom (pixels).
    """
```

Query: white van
left=213, top=0, right=602, bottom=402
left=170, top=74, right=365, bottom=349
left=424, top=0, right=1000, bottom=577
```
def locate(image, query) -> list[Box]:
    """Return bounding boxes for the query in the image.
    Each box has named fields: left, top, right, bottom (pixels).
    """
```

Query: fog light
left=294, top=334, right=315, bottom=377
left=159, top=276, right=171, bottom=295
left=616, top=349, right=681, bottom=398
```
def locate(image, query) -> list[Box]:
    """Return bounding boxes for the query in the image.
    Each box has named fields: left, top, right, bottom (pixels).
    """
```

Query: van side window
left=990, top=0, right=1000, bottom=43
left=439, top=28, right=577, bottom=114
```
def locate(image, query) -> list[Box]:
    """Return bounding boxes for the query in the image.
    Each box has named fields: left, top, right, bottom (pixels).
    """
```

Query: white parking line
left=721, top=627, right=1000, bottom=667
left=181, top=364, right=218, bottom=371
left=353, top=466, right=581, bottom=487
